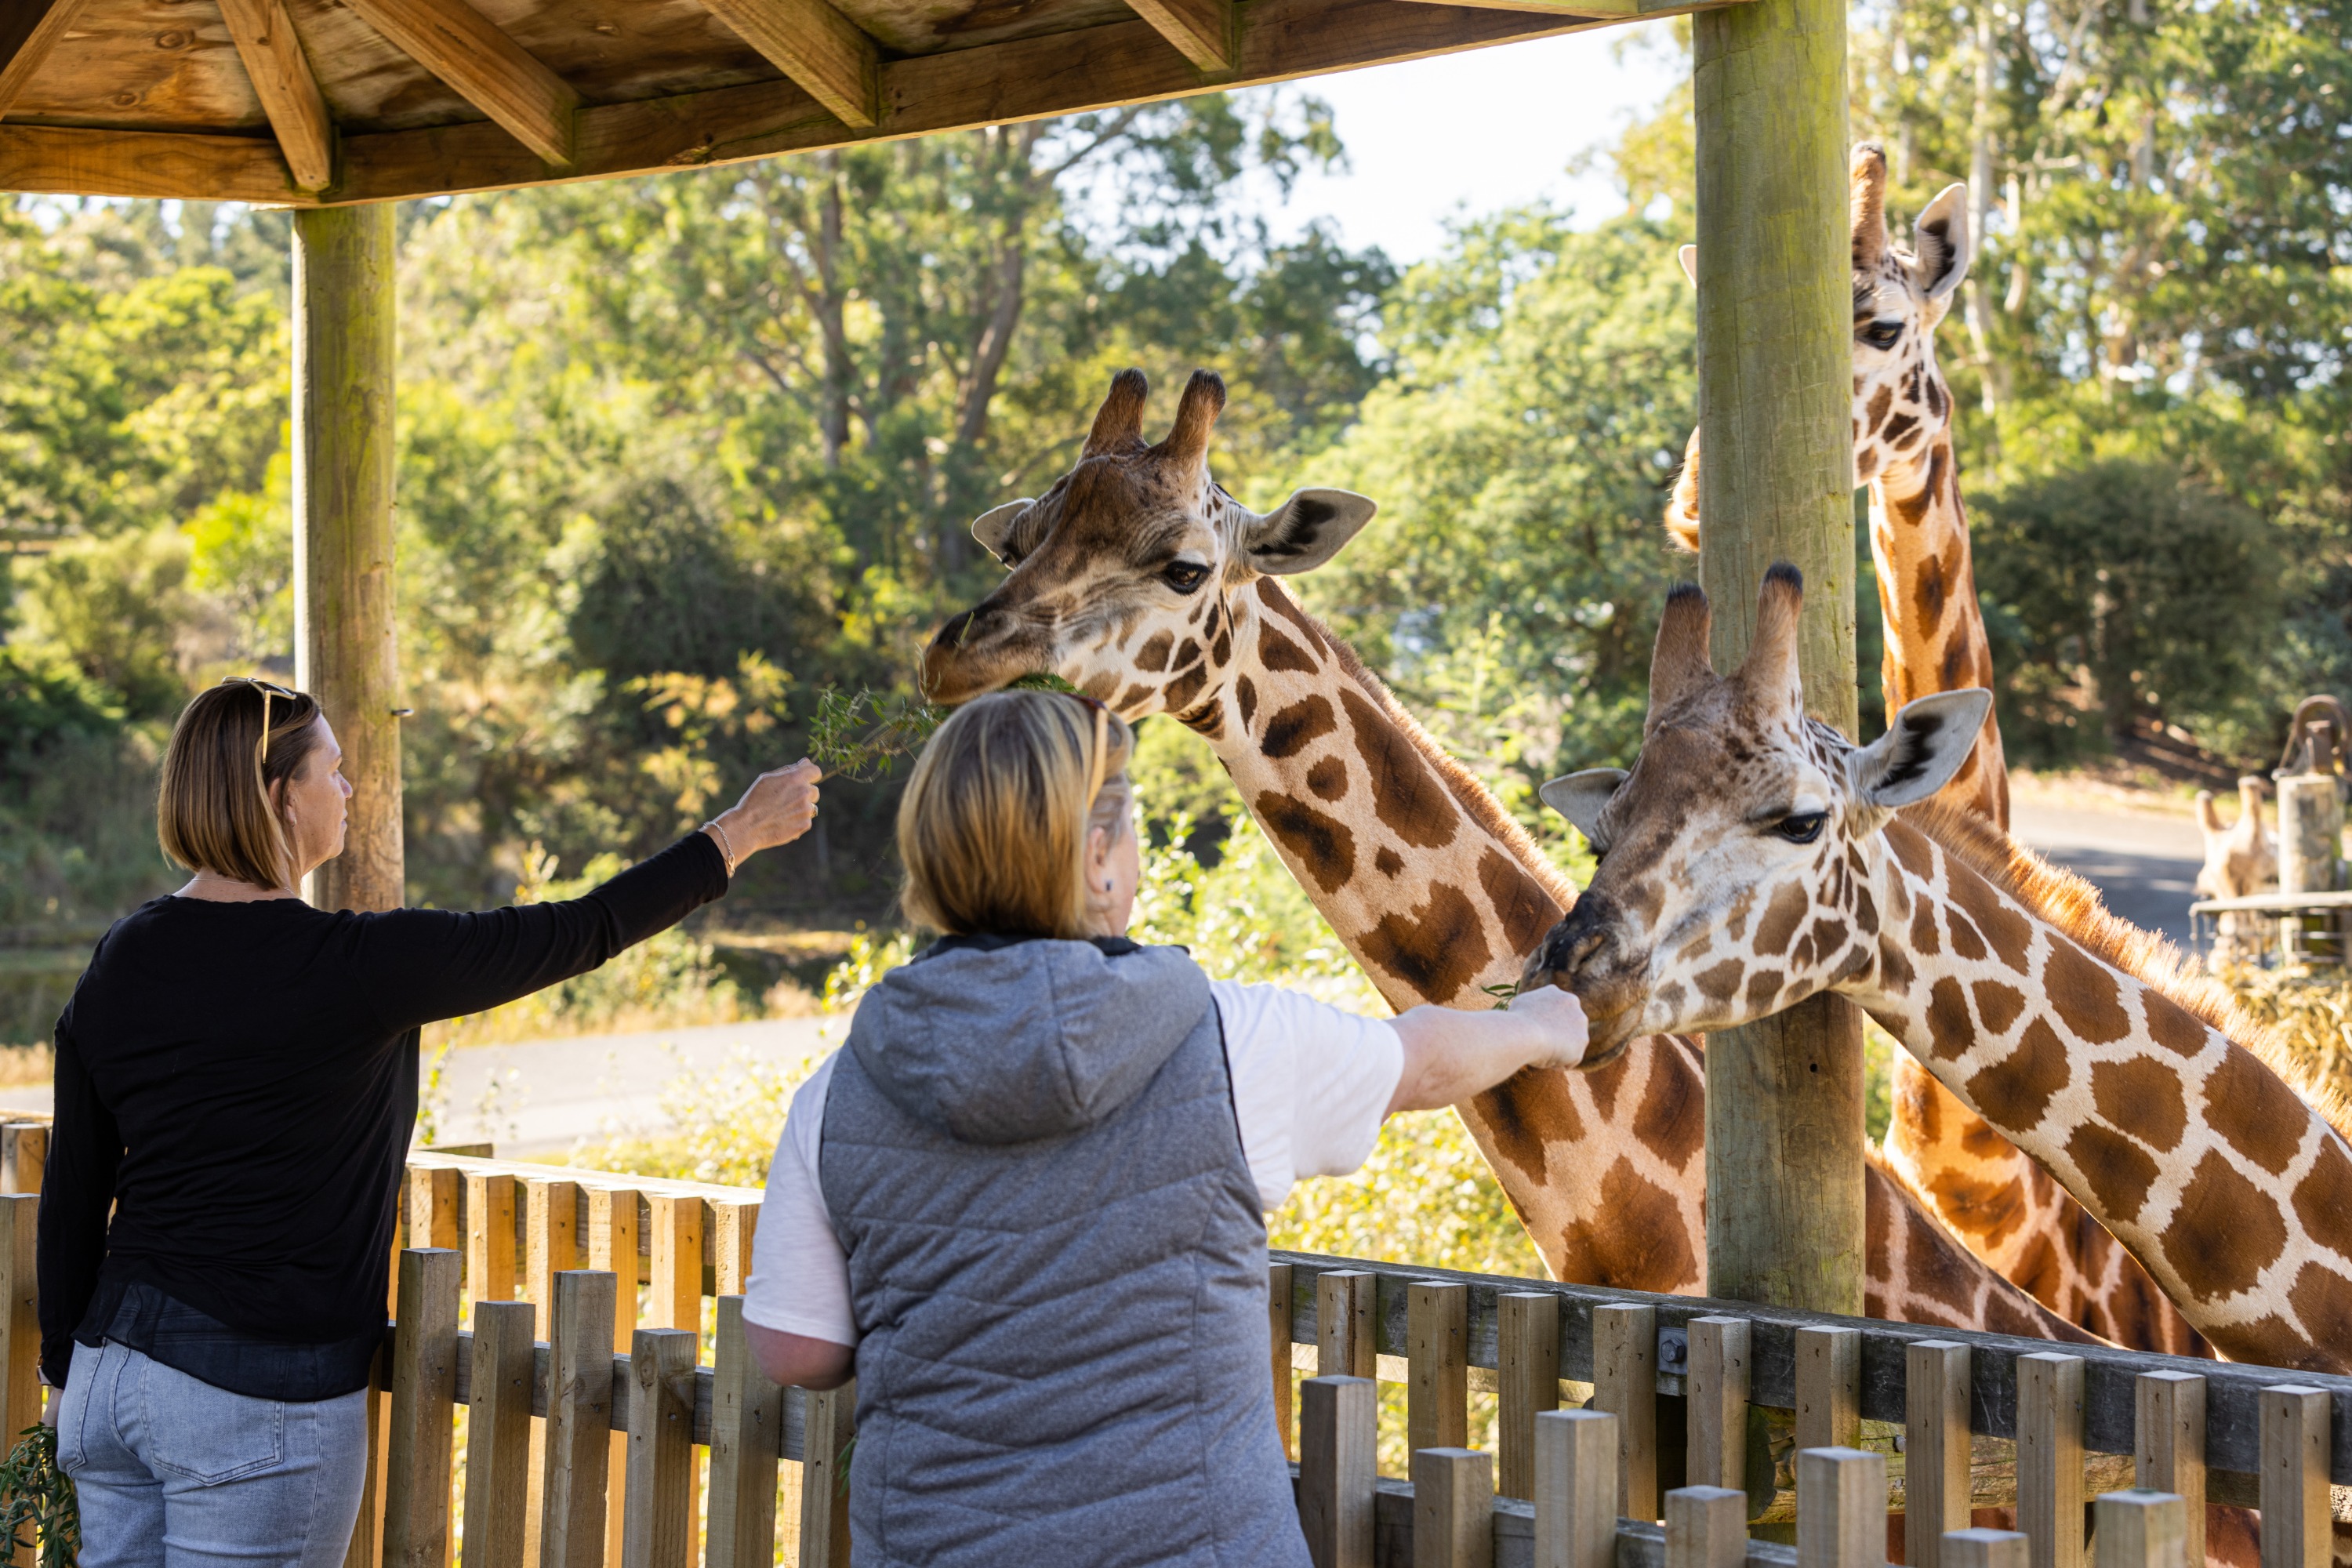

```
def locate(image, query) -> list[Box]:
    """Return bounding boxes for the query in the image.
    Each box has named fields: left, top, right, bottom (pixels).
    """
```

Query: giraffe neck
left=1857, top=812, right=2352, bottom=1371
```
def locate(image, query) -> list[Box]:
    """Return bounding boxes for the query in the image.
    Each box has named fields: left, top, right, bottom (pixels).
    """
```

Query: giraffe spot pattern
left=1947, top=910, right=1987, bottom=962
left=1359, top=881, right=1492, bottom=1003
left=1865, top=383, right=1893, bottom=434
left=1305, top=757, right=1347, bottom=801
left=1172, top=637, right=1201, bottom=670
left=2142, top=993, right=2209, bottom=1057
left=1211, top=627, right=1231, bottom=665
left=1745, top=970, right=1784, bottom=1013
left=2292, top=1138, right=2352, bottom=1255
left=2090, top=1058, right=2187, bottom=1152
left=1904, top=1198, right=1983, bottom=1314
left=1255, top=579, right=1332, bottom=655
left=1080, top=672, right=1116, bottom=701
left=1892, top=441, right=1949, bottom=528
left=1260, top=695, right=1337, bottom=760
left=1799, top=916, right=1848, bottom=970
left=1254, top=791, right=1355, bottom=893
left=1552, top=1155, right=1697, bottom=1292
left=1940, top=634, right=1975, bottom=691
left=1853, top=884, right=1878, bottom=936
left=2066, top=1123, right=2159, bottom=1225
left=2161, top=1149, right=2288, bottom=1304
left=2202, top=1047, right=2311, bottom=1176
left=1235, top=675, right=1258, bottom=728
left=1177, top=701, right=1221, bottom=739
left=1754, top=880, right=1809, bottom=956
left=1694, top=960, right=1745, bottom=1006
left=1136, top=632, right=1172, bottom=672
left=1472, top=1065, right=1573, bottom=1181
left=1972, top=980, right=2027, bottom=1036
left=1875, top=936, right=1915, bottom=995
left=1340, top=689, right=1459, bottom=851
left=1374, top=847, right=1403, bottom=877
left=1910, top=902, right=1942, bottom=956
left=2285, top=1264, right=2352, bottom=1367
left=1632, top=1050, right=1704, bottom=1172
left=1964, top=1016, right=2071, bottom=1132
left=1888, top=824, right=1937, bottom=880
left=1926, top=977, right=1973, bottom=1059
left=1258, top=624, right=1317, bottom=674
left=1476, top=848, right=1560, bottom=959
left=2040, top=938, right=2131, bottom=1044
left=1118, top=683, right=1153, bottom=710
left=1947, top=869, right=2034, bottom=969
left=1163, top=665, right=1208, bottom=713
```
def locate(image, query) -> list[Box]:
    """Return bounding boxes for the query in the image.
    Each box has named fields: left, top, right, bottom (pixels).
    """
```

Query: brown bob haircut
left=898, top=691, right=1134, bottom=938
left=158, top=680, right=328, bottom=889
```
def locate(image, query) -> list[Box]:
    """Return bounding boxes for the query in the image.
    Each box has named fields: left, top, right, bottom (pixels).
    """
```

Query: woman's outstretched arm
left=1385, top=985, right=1588, bottom=1117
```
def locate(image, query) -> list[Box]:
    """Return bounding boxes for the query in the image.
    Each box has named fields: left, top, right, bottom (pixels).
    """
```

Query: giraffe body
left=921, top=368, right=2103, bottom=1341
left=1530, top=568, right=2352, bottom=1373
left=2196, top=778, right=2278, bottom=966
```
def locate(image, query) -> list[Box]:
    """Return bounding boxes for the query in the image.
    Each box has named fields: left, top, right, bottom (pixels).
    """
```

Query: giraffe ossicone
left=1528, top=565, right=2352, bottom=1372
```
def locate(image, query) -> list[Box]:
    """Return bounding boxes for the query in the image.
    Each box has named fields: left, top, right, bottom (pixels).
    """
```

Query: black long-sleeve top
left=39, top=833, right=729, bottom=1397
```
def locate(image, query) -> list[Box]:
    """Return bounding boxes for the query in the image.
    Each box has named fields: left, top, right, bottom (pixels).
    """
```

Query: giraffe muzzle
left=1521, top=895, right=1650, bottom=1065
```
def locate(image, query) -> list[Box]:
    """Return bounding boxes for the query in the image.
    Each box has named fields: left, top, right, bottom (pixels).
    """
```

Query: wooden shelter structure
left=2, top=0, right=1865, bottom=1316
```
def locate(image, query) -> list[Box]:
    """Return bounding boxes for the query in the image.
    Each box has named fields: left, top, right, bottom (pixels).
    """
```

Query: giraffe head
left=920, top=368, right=1376, bottom=717
left=1519, top=566, right=1990, bottom=1058
left=1664, top=143, right=1973, bottom=550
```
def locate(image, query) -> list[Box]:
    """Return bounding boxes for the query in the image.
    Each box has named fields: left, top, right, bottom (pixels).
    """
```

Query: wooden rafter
left=0, top=0, right=91, bottom=122
left=1127, top=0, right=1235, bottom=71
left=1393, top=0, right=1639, bottom=16
left=339, top=0, right=579, bottom=168
left=216, top=0, right=336, bottom=191
left=695, top=0, right=880, bottom=130
left=0, top=0, right=1736, bottom=207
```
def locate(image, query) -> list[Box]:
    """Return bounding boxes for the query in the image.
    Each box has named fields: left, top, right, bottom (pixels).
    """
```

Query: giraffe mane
left=1902, top=800, right=2352, bottom=1143
left=1274, top=586, right=1580, bottom=916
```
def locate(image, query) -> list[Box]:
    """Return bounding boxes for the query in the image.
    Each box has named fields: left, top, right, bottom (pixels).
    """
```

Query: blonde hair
left=158, top=681, right=326, bottom=889
left=898, top=691, right=1135, bottom=938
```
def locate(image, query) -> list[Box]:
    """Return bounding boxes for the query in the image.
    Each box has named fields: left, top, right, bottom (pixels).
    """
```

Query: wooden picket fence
left=0, top=1118, right=2345, bottom=1568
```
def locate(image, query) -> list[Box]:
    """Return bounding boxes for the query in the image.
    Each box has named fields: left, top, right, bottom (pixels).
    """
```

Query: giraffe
left=2195, top=777, right=2276, bottom=966
left=918, top=365, right=2100, bottom=1342
left=1526, top=564, right=2352, bottom=1373
left=1661, top=142, right=2204, bottom=1356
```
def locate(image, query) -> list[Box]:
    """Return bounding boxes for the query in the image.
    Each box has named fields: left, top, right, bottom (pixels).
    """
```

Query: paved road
left=2009, top=800, right=2204, bottom=950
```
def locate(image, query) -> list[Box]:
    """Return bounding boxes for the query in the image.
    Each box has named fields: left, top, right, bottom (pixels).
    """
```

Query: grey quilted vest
left=818, top=935, right=1306, bottom=1568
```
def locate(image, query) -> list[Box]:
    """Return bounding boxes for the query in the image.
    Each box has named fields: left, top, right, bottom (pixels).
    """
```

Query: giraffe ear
left=1676, top=245, right=1698, bottom=288
left=1540, top=769, right=1629, bottom=846
left=971, top=499, right=1036, bottom=568
left=1242, top=488, right=1377, bottom=575
left=1909, top=183, right=1971, bottom=304
left=1849, top=689, right=1992, bottom=812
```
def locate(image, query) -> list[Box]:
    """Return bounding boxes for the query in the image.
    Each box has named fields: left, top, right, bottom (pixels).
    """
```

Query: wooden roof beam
left=339, top=0, right=579, bottom=167
left=1127, top=0, right=1233, bottom=71
left=696, top=0, right=880, bottom=129
left=216, top=0, right=335, bottom=191
left=0, top=0, right=92, bottom=122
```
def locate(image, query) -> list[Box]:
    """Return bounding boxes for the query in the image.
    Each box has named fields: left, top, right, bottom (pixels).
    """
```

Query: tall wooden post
left=292, top=204, right=403, bottom=913
left=1691, top=0, right=1859, bottom=1314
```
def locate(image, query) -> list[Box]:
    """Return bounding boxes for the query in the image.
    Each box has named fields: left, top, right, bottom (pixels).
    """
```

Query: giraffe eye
left=1860, top=320, right=1904, bottom=350
left=1776, top=812, right=1828, bottom=844
left=1162, top=561, right=1210, bottom=594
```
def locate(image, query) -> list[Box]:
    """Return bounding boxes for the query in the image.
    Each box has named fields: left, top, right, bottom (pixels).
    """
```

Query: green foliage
left=0, top=1423, right=77, bottom=1568
left=808, top=690, right=943, bottom=782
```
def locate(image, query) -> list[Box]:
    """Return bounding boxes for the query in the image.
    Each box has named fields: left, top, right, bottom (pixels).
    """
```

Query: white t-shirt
left=742, top=979, right=1403, bottom=1347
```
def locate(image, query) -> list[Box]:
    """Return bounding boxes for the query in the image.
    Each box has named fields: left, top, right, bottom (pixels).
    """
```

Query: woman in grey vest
left=742, top=691, right=1587, bottom=1566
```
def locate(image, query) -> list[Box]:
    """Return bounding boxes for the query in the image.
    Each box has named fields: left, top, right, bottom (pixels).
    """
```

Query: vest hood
left=844, top=936, right=1212, bottom=1146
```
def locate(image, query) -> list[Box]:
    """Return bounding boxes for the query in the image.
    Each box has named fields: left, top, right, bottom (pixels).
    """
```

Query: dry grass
left=2213, top=966, right=2352, bottom=1102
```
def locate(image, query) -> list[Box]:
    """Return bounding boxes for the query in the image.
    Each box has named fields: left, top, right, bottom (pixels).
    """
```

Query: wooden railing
left=0, top=1121, right=2341, bottom=1568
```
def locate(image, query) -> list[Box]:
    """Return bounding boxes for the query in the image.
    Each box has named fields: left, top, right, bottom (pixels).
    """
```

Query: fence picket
left=463, top=1301, right=537, bottom=1568
left=385, top=1247, right=460, bottom=1568
left=647, top=1196, right=702, bottom=1332
left=1299, top=1375, right=1376, bottom=1568
left=467, top=1174, right=517, bottom=1304
left=409, top=1167, right=460, bottom=1250
left=1945, top=1528, right=2030, bottom=1568
left=0, top=1123, right=45, bottom=1194
left=1796, top=1446, right=1885, bottom=1568
left=540, top=1270, right=615, bottom=1568
left=1664, top=1486, right=1746, bottom=1568
left=588, top=1187, right=641, bottom=1568
left=2258, top=1385, right=2329, bottom=1568
left=799, top=1380, right=856, bottom=1568
left=0, top=1196, right=37, bottom=1475
left=523, top=1180, right=579, bottom=1567
left=1534, top=1409, right=1617, bottom=1568
left=1413, top=1447, right=1494, bottom=1568
left=621, top=1327, right=697, bottom=1568
left=2092, top=1490, right=2187, bottom=1568
left=1271, top=1261, right=1295, bottom=1461
left=1318, top=1269, right=1377, bottom=1380
left=1794, top=1325, right=1860, bottom=1452
left=1907, top=1340, right=1973, bottom=1568
left=1409, top=1281, right=1469, bottom=1455
left=1501, top=1291, right=1562, bottom=1501
left=2134, top=1372, right=2205, bottom=1568
left=712, top=1202, right=757, bottom=1295
left=706, top=1298, right=782, bottom=1568
left=2019, top=1352, right=2085, bottom=1568
left=1593, top=1303, right=1657, bottom=1523
left=1686, top=1317, right=1749, bottom=1492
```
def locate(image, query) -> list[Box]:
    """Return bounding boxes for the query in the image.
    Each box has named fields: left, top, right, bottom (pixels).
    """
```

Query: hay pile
left=2214, top=964, right=2352, bottom=1107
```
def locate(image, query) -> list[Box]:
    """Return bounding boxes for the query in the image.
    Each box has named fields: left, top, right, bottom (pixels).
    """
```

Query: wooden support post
left=464, top=1301, right=536, bottom=1568
left=1907, top=1341, right=1973, bottom=1568
left=2018, top=1353, right=2085, bottom=1568
left=1593, top=1303, right=1657, bottom=1523
left=590, top=1187, right=641, bottom=1568
left=2258, top=1385, right=2329, bottom=1568
left=1795, top=1326, right=1860, bottom=1452
left=343, top=1338, right=388, bottom=1568
left=711, top=1202, right=757, bottom=1295
left=1299, top=1375, right=1376, bottom=1568
left=0, top=1123, right=46, bottom=1194
left=1270, top=1261, right=1295, bottom=1461
left=1500, top=1292, right=1562, bottom=1501
left=1690, top=0, right=1860, bottom=1315
left=292, top=203, right=401, bottom=915
left=0, top=1196, right=35, bottom=1459
left=1317, top=1269, right=1377, bottom=1379
left=706, top=1298, right=782, bottom=1568
left=522, top=1179, right=578, bottom=1568
left=2135, top=1372, right=2205, bottom=1568
left=622, top=1328, right=696, bottom=1568
left=468, top=1174, right=517, bottom=1307
left=799, top=1380, right=855, bottom=1568
left=1947, top=1530, right=2030, bottom=1568
left=1686, top=1316, right=1749, bottom=1491
left=1798, top=1447, right=1886, bottom=1568
left=386, top=1248, right=460, bottom=1568
left=2092, top=1491, right=2187, bottom=1568
left=1409, top=1281, right=1469, bottom=1456
left=410, top=1167, right=459, bottom=1251
left=1414, top=1447, right=1495, bottom=1568
left=646, top=1196, right=702, bottom=1331
left=1534, top=1410, right=1617, bottom=1568
left=541, top=1271, right=615, bottom=1568
left=1666, top=1486, right=1748, bottom=1568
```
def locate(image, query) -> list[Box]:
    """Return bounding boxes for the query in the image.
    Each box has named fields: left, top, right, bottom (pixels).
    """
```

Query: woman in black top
left=42, top=677, right=818, bottom=1568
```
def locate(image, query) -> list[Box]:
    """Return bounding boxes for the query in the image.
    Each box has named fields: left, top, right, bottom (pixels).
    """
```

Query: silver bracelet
left=702, top=818, right=738, bottom=877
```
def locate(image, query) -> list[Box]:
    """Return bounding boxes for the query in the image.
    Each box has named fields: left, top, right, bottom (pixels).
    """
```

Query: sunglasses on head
left=219, top=677, right=300, bottom=763
left=1070, top=694, right=1114, bottom=809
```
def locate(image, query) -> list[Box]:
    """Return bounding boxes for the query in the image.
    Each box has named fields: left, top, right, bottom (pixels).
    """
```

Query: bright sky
left=1243, top=23, right=1688, bottom=265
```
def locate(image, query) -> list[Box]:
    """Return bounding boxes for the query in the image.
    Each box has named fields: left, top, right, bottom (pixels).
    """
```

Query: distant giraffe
left=919, top=366, right=2096, bottom=1341
left=2195, top=777, right=2276, bottom=966
left=1663, top=143, right=2202, bottom=1356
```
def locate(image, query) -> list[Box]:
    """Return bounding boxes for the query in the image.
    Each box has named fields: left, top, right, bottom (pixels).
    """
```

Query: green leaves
left=0, top=1423, right=78, bottom=1568
left=807, top=689, right=945, bottom=782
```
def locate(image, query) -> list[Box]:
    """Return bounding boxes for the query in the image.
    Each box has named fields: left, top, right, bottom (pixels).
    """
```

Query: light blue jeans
left=57, top=1341, right=369, bottom=1568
